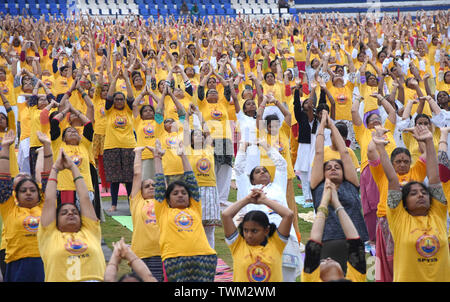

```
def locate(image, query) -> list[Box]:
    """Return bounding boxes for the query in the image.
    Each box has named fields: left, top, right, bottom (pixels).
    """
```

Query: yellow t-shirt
left=103, top=105, right=136, bottom=150
left=327, top=81, right=355, bottom=121
left=0, top=195, right=42, bottom=263
left=187, top=146, right=216, bottom=187
left=134, top=117, right=156, bottom=160
left=164, top=95, right=192, bottom=122
left=198, top=99, right=232, bottom=140
left=386, top=188, right=450, bottom=282
left=52, top=73, right=73, bottom=96
left=370, top=158, right=426, bottom=218
left=130, top=191, right=161, bottom=259
left=29, top=105, right=52, bottom=148
left=402, top=127, right=440, bottom=165
left=360, top=83, right=380, bottom=114
left=17, top=100, right=30, bottom=141
left=227, top=231, right=287, bottom=282
left=404, top=86, right=432, bottom=116
left=37, top=217, right=106, bottom=282
left=51, top=138, right=94, bottom=192
left=92, top=93, right=107, bottom=136
left=154, top=197, right=216, bottom=261
left=318, top=146, right=360, bottom=170
left=0, top=74, right=16, bottom=105
left=354, top=118, right=397, bottom=172
left=155, top=121, right=184, bottom=176
left=258, top=121, right=295, bottom=180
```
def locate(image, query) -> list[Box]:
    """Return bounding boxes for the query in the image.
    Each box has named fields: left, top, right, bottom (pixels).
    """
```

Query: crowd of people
left=0, top=9, right=448, bottom=282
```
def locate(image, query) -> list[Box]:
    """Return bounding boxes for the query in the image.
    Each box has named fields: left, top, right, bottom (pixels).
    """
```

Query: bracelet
left=44, top=153, right=53, bottom=158
left=48, top=178, right=58, bottom=183
left=0, top=156, right=9, bottom=160
left=52, top=167, right=59, bottom=173
left=65, top=91, right=72, bottom=97
left=73, top=175, right=84, bottom=182
left=335, top=206, right=345, bottom=214
left=317, top=206, right=329, bottom=218
left=439, top=141, right=448, bottom=145
left=316, top=133, right=324, bottom=137
left=107, top=262, right=118, bottom=268
left=81, top=92, right=87, bottom=98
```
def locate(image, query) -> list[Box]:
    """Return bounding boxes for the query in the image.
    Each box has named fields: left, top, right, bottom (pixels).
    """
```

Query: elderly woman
left=372, top=124, right=450, bottom=282
left=38, top=148, right=106, bottom=282
left=103, top=68, right=137, bottom=212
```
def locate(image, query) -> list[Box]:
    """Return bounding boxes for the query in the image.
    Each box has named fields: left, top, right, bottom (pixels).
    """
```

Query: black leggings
left=110, top=182, right=132, bottom=207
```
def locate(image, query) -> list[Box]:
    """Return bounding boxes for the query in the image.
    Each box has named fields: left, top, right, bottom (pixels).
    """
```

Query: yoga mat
left=295, top=195, right=314, bottom=208
left=111, top=215, right=134, bottom=232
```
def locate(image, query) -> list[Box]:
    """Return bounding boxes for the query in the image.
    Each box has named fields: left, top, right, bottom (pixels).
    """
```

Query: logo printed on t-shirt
left=211, top=109, right=222, bottom=120
left=114, top=116, right=127, bottom=128
left=166, top=136, right=178, bottom=147
left=143, top=202, right=157, bottom=224
left=247, top=256, right=271, bottom=282
left=65, top=238, right=88, bottom=254
left=336, top=94, right=347, bottom=104
left=196, top=158, right=211, bottom=174
left=23, top=215, right=40, bottom=233
left=70, top=154, right=82, bottom=167
left=174, top=211, right=193, bottom=230
left=416, top=234, right=440, bottom=258
left=143, top=123, right=154, bottom=137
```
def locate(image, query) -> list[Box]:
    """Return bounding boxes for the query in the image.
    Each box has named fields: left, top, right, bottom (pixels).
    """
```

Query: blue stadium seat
left=207, top=7, right=215, bottom=15
left=159, top=8, right=169, bottom=15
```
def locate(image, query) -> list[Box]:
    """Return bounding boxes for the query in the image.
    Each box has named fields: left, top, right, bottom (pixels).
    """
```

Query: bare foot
left=107, top=206, right=117, bottom=212
left=230, top=180, right=237, bottom=190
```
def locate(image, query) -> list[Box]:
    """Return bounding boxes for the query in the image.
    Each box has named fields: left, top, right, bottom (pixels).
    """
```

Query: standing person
left=184, top=104, right=220, bottom=249
left=151, top=139, right=217, bottom=282
left=0, top=90, right=18, bottom=178
left=103, top=69, right=137, bottom=212
left=133, top=85, right=157, bottom=181
left=197, top=70, right=234, bottom=211
left=234, top=140, right=303, bottom=281
left=128, top=146, right=163, bottom=282
left=367, top=125, right=428, bottom=282
left=0, top=130, right=52, bottom=282
left=352, top=94, right=397, bottom=244
left=38, top=148, right=106, bottom=282
left=310, top=112, right=369, bottom=274
left=221, top=187, right=294, bottom=282
left=302, top=178, right=366, bottom=282
left=372, top=125, right=450, bottom=282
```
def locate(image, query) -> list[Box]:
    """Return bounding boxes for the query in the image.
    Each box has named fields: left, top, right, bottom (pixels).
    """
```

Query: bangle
left=316, top=133, right=324, bottom=137
left=439, top=141, right=448, bottom=145
left=81, top=92, right=87, bottom=98
left=48, top=178, right=58, bottom=183
left=65, top=91, right=72, bottom=97
left=0, top=156, right=9, bottom=160
left=52, top=167, right=59, bottom=173
left=73, top=175, right=84, bottom=182
left=107, top=262, right=118, bottom=268
left=44, top=153, right=53, bottom=158
left=335, top=206, right=345, bottom=214
left=317, top=206, right=329, bottom=218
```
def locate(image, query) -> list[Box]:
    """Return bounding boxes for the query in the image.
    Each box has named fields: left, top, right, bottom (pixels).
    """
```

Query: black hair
left=118, top=272, right=144, bottom=282
left=263, top=72, right=275, bottom=81
left=414, top=113, right=431, bottom=125
left=139, top=104, right=155, bottom=118
left=264, top=113, right=279, bottom=125
left=335, top=121, right=348, bottom=139
left=113, top=91, right=126, bottom=100
left=190, top=129, right=205, bottom=149
left=401, top=181, right=431, bottom=211
left=164, top=181, right=192, bottom=204
left=249, top=166, right=271, bottom=185
left=390, top=147, right=411, bottom=164
left=238, top=210, right=277, bottom=238
left=242, top=99, right=256, bottom=118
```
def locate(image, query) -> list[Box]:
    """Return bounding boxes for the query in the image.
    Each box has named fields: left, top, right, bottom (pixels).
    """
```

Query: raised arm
left=310, top=112, right=328, bottom=189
